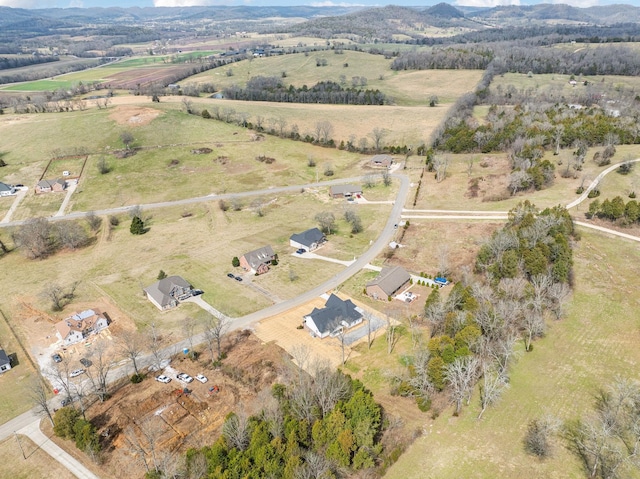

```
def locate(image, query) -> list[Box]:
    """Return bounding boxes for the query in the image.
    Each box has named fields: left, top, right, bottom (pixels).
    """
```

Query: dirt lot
left=10, top=297, right=137, bottom=373
left=82, top=330, right=286, bottom=478
left=108, top=105, right=163, bottom=127
left=253, top=292, right=394, bottom=370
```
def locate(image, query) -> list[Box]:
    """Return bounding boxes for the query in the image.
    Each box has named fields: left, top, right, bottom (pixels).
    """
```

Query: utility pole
left=14, top=431, right=25, bottom=459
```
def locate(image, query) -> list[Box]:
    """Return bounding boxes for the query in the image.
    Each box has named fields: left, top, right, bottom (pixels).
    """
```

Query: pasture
left=0, top=435, right=76, bottom=479
left=0, top=193, right=392, bottom=331
left=382, top=229, right=640, bottom=479
left=183, top=50, right=483, bottom=107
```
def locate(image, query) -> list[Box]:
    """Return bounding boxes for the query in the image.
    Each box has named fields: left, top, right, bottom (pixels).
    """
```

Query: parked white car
left=195, top=374, right=208, bottom=383
left=177, top=373, right=193, bottom=383
left=70, top=369, right=85, bottom=378
left=156, top=375, right=171, bottom=384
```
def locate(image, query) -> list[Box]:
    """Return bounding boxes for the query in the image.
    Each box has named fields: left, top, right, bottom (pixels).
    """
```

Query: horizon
left=1, top=0, right=638, bottom=10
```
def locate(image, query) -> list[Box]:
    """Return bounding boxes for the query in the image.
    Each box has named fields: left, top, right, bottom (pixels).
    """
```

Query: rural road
left=1, top=156, right=638, bottom=479
left=0, top=175, right=377, bottom=229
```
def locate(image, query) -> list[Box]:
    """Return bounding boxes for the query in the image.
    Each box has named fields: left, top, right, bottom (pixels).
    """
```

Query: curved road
left=1, top=156, right=637, bottom=478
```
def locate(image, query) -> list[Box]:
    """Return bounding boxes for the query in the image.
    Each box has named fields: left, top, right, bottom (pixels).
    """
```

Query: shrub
left=109, top=215, right=119, bottom=226
left=416, top=396, right=432, bottom=412
left=523, top=419, right=552, bottom=458
left=232, top=256, right=240, bottom=267
left=157, top=270, right=167, bottom=280
left=130, top=373, right=145, bottom=384
left=587, top=189, right=600, bottom=199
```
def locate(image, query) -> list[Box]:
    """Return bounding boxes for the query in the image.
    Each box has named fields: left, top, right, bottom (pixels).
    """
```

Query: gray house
left=0, top=182, right=15, bottom=197
left=0, top=349, right=11, bottom=373
left=303, top=294, right=364, bottom=339
left=290, top=228, right=326, bottom=252
left=144, top=276, right=193, bottom=311
left=329, top=184, right=362, bottom=199
left=366, top=266, right=411, bottom=300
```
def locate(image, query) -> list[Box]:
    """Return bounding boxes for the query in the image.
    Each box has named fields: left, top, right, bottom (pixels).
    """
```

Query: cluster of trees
left=0, top=54, right=59, bottom=70
left=437, top=104, right=639, bottom=156
left=392, top=202, right=575, bottom=417
left=0, top=58, right=106, bottom=86
left=11, top=217, right=96, bottom=259
left=53, top=407, right=101, bottom=459
left=587, top=196, right=640, bottom=225
left=222, top=78, right=387, bottom=105
left=185, top=366, right=382, bottom=478
left=391, top=38, right=640, bottom=76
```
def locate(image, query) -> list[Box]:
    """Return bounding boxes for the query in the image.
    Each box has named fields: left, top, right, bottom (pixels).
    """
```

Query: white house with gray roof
left=366, top=266, right=411, bottom=300
left=0, top=349, right=11, bottom=374
left=144, top=275, right=193, bottom=310
left=0, top=182, right=15, bottom=197
left=303, top=294, right=364, bottom=339
left=290, top=228, right=326, bottom=252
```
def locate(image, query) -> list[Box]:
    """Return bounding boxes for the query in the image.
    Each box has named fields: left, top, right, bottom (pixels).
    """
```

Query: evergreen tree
left=130, top=216, right=145, bottom=235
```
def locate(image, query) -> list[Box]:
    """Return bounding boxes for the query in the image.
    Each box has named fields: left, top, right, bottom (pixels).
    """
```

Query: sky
left=0, top=0, right=636, bottom=9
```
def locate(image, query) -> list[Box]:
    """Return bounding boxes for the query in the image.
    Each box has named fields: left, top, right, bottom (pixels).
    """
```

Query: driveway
left=182, top=295, right=230, bottom=320
left=0, top=188, right=27, bottom=223
left=55, top=181, right=78, bottom=217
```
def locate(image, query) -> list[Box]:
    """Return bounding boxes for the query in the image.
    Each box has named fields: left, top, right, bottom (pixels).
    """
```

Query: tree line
left=184, top=365, right=383, bottom=479
left=391, top=202, right=575, bottom=417
left=587, top=195, right=640, bottom=225
left=0, top=54, right=59, bottom=71
left=391, top=43, right=640, bottom=77
left=222, top=78, right=387, bottom=105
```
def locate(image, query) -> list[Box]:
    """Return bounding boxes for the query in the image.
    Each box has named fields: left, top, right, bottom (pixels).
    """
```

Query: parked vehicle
left=70, top=369, right=85, bottom=378
left=61, top=396, right=73, bottom=407
left=227, top=273, right=235, bottom=278
left=79, top=358, right=92, bottom=367
left=195, top=374, right=208, bottom=383
left=235, top=276, right=243, bottom=282
left=156, top=375, right=171, bottom=384
left=192, top=289, right=204, bottom=296
left=296, top=248, right=306, bottom=254
left=52, top=353, right=62, bottom=363
left=434, top=277, right=449, bottom=287
left=177, top=373, right=194, bottom=383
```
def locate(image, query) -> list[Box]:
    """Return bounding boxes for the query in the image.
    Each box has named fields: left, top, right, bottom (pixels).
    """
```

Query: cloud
left=0, top=0, right=56, bottom=7
left=454, top=0, right=520, bottom=6
left=68, top=0, right=83, bottom=5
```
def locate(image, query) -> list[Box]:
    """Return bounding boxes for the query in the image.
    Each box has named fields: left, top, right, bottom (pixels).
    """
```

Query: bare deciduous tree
left=548, top=281, right=571, bottom=320
left=222, top=410, right=250, bottom=451
left=369, top=127, right=388, bottom=152
left=29, top=378, right=55, bottom=426
left=41, top=281, right=79, bottom=312
left=444, top=355, right=479, bottom=415
left=55, top=221, right=89, bottom=250
left=434, top=155, right=449, bottom=183
left=117, top=330, right=145, bottom=376
left=203, top=313, right=229, bottom=362
left=315, top=211, right=336, bottom=235
left=146, top=322, right=166, bottom=372
left=85, top=211, right=103, bottom=232
left=182, top=316, right=199, bottom=357
left=120, top=130, right=134, bottom=150
left=313, top=362, right=350, bottom=417
left=478, top=359, right=509, bottom=419
left=85, top=338, right=112, bottom=402
left=12, top=217, right=54, bottom=259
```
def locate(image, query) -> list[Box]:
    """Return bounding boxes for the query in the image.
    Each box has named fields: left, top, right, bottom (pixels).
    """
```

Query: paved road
left=0, top=176, right=372, bottom=229
left=0, top=188, right=27, bottom=224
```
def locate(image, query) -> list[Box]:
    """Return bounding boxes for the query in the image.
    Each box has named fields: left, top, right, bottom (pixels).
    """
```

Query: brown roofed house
left=55, top=309, right=111, bottom=346
left=329, top=184, right=362, bottom=198
left=36, top=178, right=67, bottom=194
left=240, top=245, right=276, bottom=275
left=370, top=154, right=393, bottom=168
left=366, top=265, right=411, bottom=300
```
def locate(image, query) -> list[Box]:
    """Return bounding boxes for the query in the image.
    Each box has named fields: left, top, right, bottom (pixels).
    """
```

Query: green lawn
left=379, top=229, right=640, bottom=479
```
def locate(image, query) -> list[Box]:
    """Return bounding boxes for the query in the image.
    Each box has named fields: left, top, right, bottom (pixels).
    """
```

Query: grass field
left=0, top=193, right=391, bottom=330
left=490, top=71, right=640, bottom=100
left=0, top=309, right=41, bottom=425
left=409, top=146, right=640, bottom=212
left=182, top=51, right=482, bottom=107
left=372, top=229, right=640, bottom=478
left=0, top=435, right=76, bottom=479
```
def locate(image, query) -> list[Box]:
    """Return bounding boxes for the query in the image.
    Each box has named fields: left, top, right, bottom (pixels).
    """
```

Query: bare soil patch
left=108, top=105, right=162, bottom=127
left=88, top=331, right=286, bottom=478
